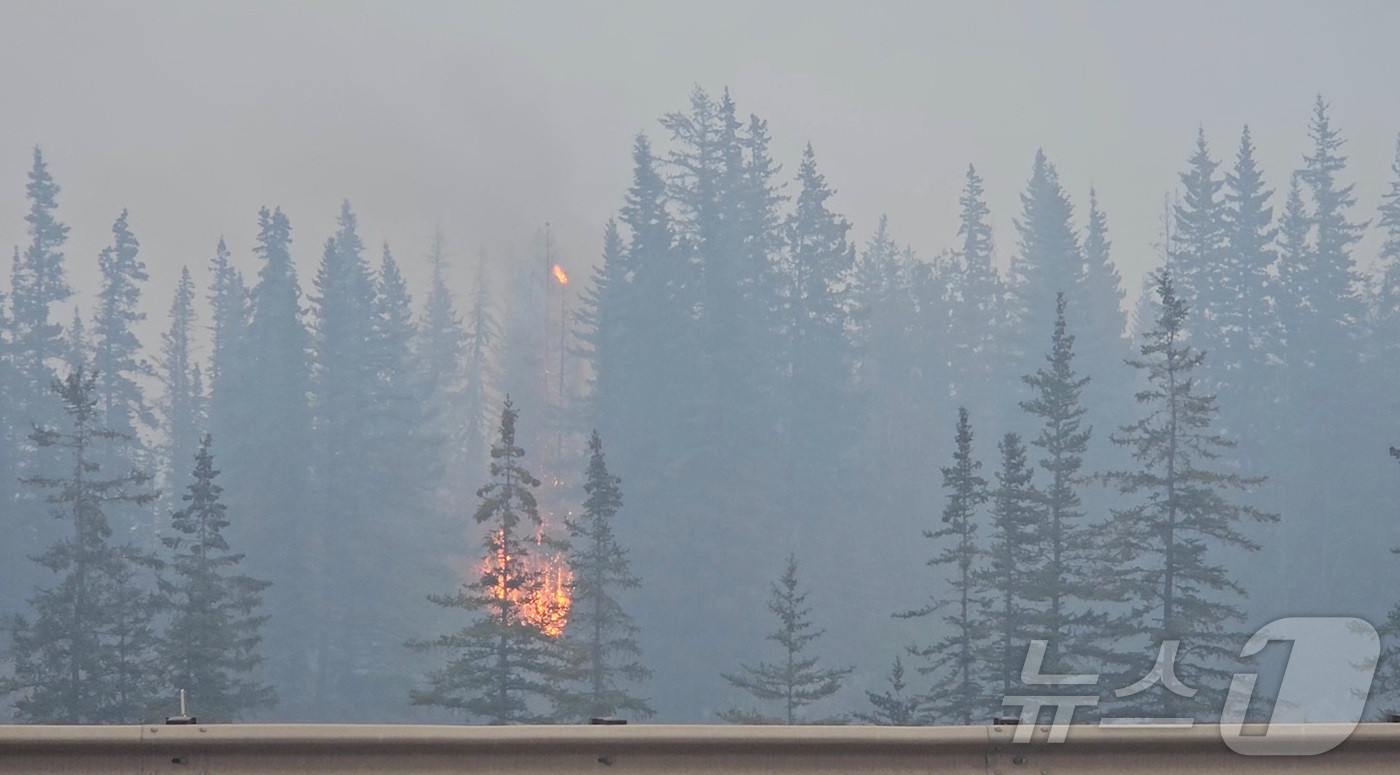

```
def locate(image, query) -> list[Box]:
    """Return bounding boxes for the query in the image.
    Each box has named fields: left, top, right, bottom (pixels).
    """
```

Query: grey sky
left=1, top=0, right=1397, bottom=330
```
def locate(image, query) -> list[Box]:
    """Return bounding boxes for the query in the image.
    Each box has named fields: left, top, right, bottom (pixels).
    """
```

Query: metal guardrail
left=1, top=722, right=1397, bottom=773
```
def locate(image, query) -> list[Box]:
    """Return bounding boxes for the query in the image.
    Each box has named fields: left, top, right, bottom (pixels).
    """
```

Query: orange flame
left=480, top=530, right=572, bottom=637
left=552, top=264, right=568, bottom=285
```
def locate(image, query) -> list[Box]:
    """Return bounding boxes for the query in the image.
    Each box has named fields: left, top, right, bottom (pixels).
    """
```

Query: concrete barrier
left=1, top=722, right=1397, bottom=773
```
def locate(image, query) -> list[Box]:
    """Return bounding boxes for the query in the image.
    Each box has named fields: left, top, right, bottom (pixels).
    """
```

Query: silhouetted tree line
left=3, top=89, right=1400, bottom=723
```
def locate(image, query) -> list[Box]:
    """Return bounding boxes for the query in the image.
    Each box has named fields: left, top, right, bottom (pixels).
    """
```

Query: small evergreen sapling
left=720, top=554, right=852, bottom=724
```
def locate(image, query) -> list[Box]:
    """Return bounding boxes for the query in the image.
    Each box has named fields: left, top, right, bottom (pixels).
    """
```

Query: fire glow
left=552, top=264, right=568, bottom=285
left=481, top=530, right=573, bottom=638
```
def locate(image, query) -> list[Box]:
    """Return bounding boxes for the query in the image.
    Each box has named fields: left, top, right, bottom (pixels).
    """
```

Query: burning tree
left=410, top=398, right=573, bottom=723
left=719, top=554, right=852, bottom=724
left=560, top=430, right=653, bottom=720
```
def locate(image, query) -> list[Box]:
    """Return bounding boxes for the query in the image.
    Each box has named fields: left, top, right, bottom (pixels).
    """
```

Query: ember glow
left=481, top=530, right=573, bottom=637
left=552, top=264, right=568, bottom=285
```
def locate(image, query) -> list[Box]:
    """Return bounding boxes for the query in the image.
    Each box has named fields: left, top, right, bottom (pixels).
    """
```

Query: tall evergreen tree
left=1167, top=129, right=1229, bottom=335
left=9, top=147, right=71, bottom=433
left=205, top=238, right=249, bottom=464
left=156, top=266, right=205, bottom=499
left=234, top=206, right=314, bottom=713
left=561, top=431, right=652, bottom=720
left=981, top=432, right=1041, bottom=696
left=308, top=201, right=382, bottom=713
left=899, top=408, right=990, bottom=725
left=1, top=369, right=162, bottom=723
left=160, top=434, right=275, bottom=722
left=1102, top=271, right=1278, bottom=718
left=781, top=143, right=858, bottom=506
left=946, top=164, right=1007, bottom=426
left=410, top=399, right=565, bottom=723
left=1219, top=126, right=1281, bottom=388
left=1019, top=294, right=1102, bottom=672
left=719, top=554, right=852, bottom=724
left=462, top=250, right=501, bottom=488
left=1007, top=150, right=1085, bottom=377
left=1378, top=135, right=1400, bottom=339
left=92, top=209, right=155, bottom=450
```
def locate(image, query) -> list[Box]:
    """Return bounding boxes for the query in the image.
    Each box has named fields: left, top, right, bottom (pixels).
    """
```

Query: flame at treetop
left=552, top=264, right=568, bottom=285
left=481, top=530, right=573, bottom=638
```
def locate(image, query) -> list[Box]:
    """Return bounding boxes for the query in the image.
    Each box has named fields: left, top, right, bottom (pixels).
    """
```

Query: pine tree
left=160, top=434, right=275, bottom=721
left=462, top=250, right=501, bottom=487
left=234, top=206, right=314, bottom=712
left=781, top=143, right=858, bottom=506
left=9, top=147, right=71, bottom=433
left=1167, top=128, right=1229, bottom=334
left=946, top=165, right=1007, bottom=426
left=899, top=407, right=990, bottom=725
left=981, top=432, right=1041, bottom=696
left=1378, top=135, right=1400, bottom=337
left=561, top=431, right=652, bottom=720
left=410, top=399, right=566, bottom=723
left=599, top=132, right=679, bottom=511
left=853, top=655, right=931, bottom=726
left=1219, top=126, right=1281, bottom=385
left=1007, top=150, right=1084, bottom=378
left=1102, top=271, right=1278, bottom=718
left=308, top=201, right=382, bottom=712
left=92, top=209, right=155, bottom=449
left=156, top=266, right=205, bottom=499
left=1, top=368, right=162, bottom=723
left=63, top=306, right=88, bottom=373
left=206, top=237, right=249, bottom=414
left=719, top=554, right=852, bottom=724
left=577, top=220, right=632, bottom=443
left=1018, top=293, right=1102, bottom=672
left=1078, top=190, right=1135, bottom=436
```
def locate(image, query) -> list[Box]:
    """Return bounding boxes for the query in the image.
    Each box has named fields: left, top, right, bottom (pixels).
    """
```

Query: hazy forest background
left=2, top=1, right=1400, bottom=727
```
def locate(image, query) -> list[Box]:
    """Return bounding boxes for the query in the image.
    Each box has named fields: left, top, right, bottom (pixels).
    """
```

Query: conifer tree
left=462, top=250, right=501, bottom=485
left=561, top=431, right=652, bottom=720
left=415, top=231, right=473, bottom=503
left=160, top=434, right=275, bottom=721
left=605, top=132, right=677, bottom=490
left=1168, top=129, right=1228, bottom=331
left=234, top=206, right=314, bottom=711
left=1, top=368, right=162, bottom=723
left=981, top=432, right=1041, bottom=696
left=854, top=655, right=931, bottom=726
left=206, top=237, right=249, bottom=409
left=1018, top=294, right=1101, bottom=672
left=900, top=408, right=990, bottom=725
left=92, top=209, right=155, bottom=448
left=9, top=147, right=71, bottom=433
left=719, top=554, right=852, bottom=724
left=1219, top=127, right=1281, bottom=388
left=157, top=266, right=205, bottom=498
left=1007, top=150, right=1084, bottom=376
left=1102, top=271, right=1278, bottom=718
left=947, top=165, right=1007, bottom=424
left=63, top=306, right=88, bottom=373
left=578, top=220, right=631, bottom=442
left=782, top=143, right=858, bottom=505
left=1378, top=135, right=1400, bottom=338
left=410, top=399, right=565, bottom=724
left=1077, top=190, right=1135, bottom=435
left=308, top=201, right=382, bottom=711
